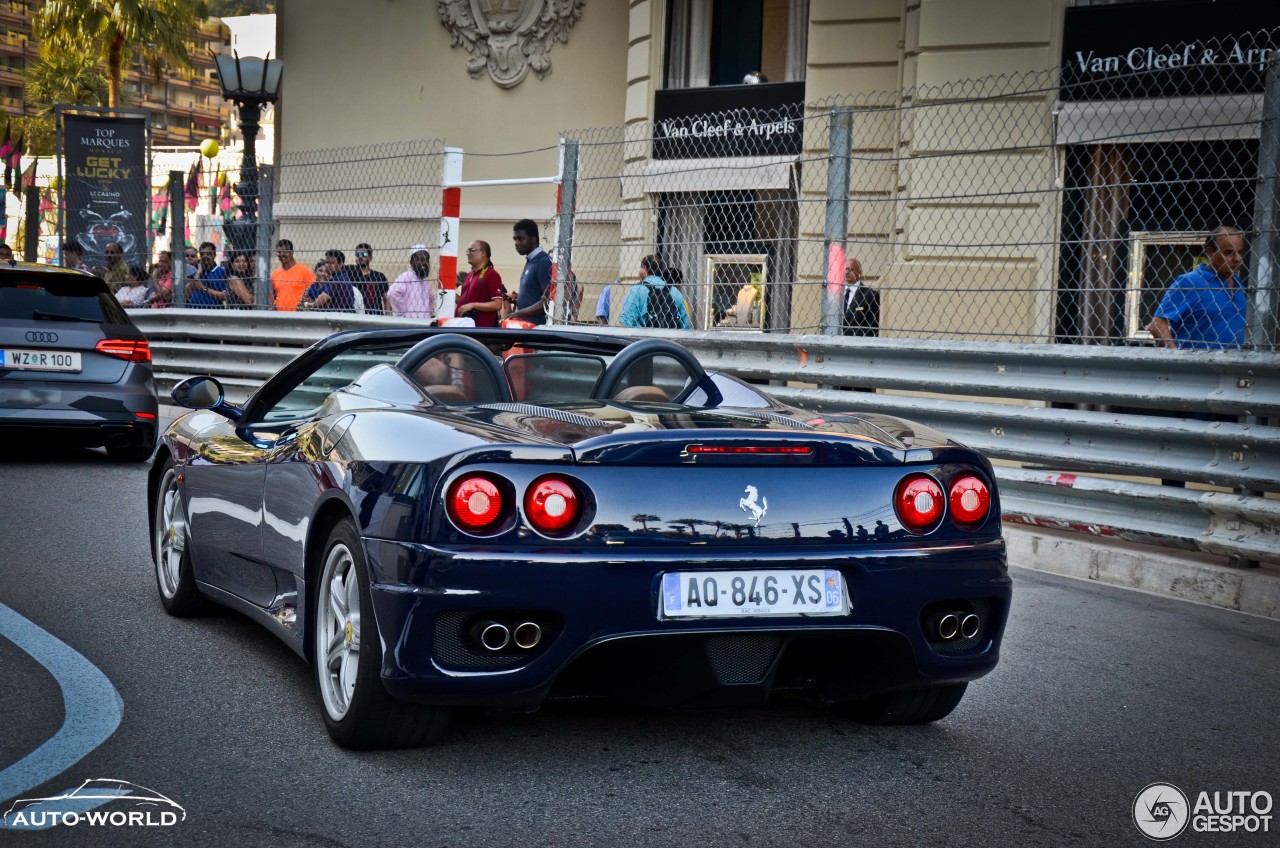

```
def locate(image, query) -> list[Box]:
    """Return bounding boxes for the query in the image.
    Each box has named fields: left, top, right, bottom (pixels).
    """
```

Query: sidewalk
left=1005, top=525, right=1280, bottom=620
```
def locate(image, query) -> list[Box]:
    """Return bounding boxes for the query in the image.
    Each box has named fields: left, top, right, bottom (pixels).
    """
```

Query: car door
left=181, top=414, right=274, bottom=605
left=257, top=346, right=407, bottom=586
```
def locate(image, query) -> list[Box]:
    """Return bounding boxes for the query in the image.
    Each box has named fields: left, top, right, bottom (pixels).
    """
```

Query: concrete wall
left=795, top=0, right=1068, bottom=340
left=275, top=0, right=629, bottom=290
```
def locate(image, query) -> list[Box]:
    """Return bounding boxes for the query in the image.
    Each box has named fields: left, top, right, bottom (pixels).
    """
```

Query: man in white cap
left=385, top=245, right=436, bottom=319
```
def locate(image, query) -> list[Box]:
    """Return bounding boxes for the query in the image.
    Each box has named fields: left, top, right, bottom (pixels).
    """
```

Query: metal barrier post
left=255, top=169, right=275, bottom=310
left=1249, top=54, right=1280, bottom=354
left=821, top=109, right=852, bottom=336
left=439, top=147, right=463, bottom=319
left=552, top=139, right=579, bottom=325
left=23, top=189, right=39, bottom=261
left=1233, top=56, right=1280, bottom=568
left=169, top=170, right=187, bottom=307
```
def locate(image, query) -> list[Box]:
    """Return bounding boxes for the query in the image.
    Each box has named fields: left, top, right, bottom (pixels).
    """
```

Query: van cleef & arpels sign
left=1061, top=0, right=1280, bottom=101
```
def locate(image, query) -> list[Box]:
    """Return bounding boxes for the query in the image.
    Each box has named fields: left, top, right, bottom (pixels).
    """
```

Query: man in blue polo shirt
left=185, top=241, right=229, bottom=307
left=1149, top=226, right=1247, bottom=350
left=509, top=218, right=552, bottom=325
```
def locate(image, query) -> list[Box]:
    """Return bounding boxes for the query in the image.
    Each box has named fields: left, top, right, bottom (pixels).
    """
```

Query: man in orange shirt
left=271, top=238, right=314, bottom=311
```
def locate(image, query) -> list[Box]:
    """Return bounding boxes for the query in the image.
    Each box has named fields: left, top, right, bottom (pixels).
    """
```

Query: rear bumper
left=0, top=380, right=158, bottom=448
left=362, top=539, right=1011, bottom=710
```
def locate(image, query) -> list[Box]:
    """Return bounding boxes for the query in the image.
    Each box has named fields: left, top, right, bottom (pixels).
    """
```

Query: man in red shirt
left=455, top=240, right=506, bottom=327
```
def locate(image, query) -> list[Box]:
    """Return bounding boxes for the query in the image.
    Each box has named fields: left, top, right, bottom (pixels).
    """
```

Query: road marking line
left=0, top=602, right=124, bottom=806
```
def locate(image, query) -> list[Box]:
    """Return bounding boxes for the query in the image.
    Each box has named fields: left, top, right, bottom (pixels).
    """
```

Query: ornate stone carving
left=438, top=0, right=586, bottom=89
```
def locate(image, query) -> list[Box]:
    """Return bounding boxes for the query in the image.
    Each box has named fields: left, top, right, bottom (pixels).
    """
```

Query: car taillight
left=524, top=475, right=580, bottom=535
left=894, top=474, right=945, bottom=534
left=446, top=475, right=504, bottom=533
left=686, top=445, right=813, bottom=455
left=949, top=475, right=991, bottom=526
left=95, top=339, right=151, bottom=363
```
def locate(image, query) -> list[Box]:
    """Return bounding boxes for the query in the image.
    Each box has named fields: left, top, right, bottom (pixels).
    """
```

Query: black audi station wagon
left=0, top=262, right=157, bottom=460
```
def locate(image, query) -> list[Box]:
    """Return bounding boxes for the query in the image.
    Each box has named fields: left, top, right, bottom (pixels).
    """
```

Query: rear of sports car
left=360, top=414, right=1011, bottom=723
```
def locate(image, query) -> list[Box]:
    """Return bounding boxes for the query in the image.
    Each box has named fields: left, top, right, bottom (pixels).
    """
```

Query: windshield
left=503, top=352, right=607, bottom=403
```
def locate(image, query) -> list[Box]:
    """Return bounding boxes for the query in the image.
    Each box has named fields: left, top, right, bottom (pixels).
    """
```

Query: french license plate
left=0, top=349, right=82, bottom=372
left=661, top=569, right=847, bottom=618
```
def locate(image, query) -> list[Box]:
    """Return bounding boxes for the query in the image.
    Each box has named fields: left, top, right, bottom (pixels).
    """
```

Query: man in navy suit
left=841, top=257, right=880, bottom=337
left=510, top=218, right=552, bottom=325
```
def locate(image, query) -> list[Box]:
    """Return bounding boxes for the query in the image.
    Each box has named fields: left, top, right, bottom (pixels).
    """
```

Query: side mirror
left=172, top=376, right=226, bottom=410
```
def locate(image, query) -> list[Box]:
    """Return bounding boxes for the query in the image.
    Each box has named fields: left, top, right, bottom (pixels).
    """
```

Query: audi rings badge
left=25, top=331, right=59, bottom=344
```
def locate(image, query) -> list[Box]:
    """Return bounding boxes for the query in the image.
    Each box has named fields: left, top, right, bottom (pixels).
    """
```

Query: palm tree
left=35, top=0, right=208, bottom=108
left=25, top=48, right=109, bottom=116
left=632, top=514, right=661, bottom=533
left=672, top=518, right=701, bottom=537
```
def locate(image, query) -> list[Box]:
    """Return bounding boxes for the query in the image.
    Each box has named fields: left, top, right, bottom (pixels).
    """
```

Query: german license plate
left=0, top=349, right=82, bottom=372
left=661, top=569, right=847, bottom=618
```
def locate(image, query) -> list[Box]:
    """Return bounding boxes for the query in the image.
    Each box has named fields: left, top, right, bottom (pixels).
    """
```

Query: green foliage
left=15, top=47, right=110, bottom=156
left=207, top=0, right=275, bottom=14
left=9, top=115, right=57, bottom=156
left=34, top=0, right=210, bottom=107
left=25, top=49, right=110, bottom=117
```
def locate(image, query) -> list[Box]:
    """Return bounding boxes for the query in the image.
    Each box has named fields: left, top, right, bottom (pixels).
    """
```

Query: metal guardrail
left=132, top=312, right=1280, bottom=565
left=997, top=468, right=1280, bottom=564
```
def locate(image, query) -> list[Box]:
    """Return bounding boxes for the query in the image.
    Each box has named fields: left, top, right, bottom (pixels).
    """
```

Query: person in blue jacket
left=1149, top=226, right=1247, bottom=350
left=618, top=255, right=691, bottom=330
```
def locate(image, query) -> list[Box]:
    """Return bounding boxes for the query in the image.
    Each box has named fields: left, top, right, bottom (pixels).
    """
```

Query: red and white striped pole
left=438, top=147, right=463, bottom=320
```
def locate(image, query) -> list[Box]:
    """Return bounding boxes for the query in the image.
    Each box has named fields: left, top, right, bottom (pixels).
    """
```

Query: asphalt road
left=1, top=444, right=1278, bottom=848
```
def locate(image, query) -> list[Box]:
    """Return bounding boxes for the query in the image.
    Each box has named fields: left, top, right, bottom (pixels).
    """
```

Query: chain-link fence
left=51, top=27, right=1279, bottom=349
left=267, top=138, right=444, bottom=314
left=76, top=139, right=447, bottom=315
left=560, top=26, right=1279, bottom=350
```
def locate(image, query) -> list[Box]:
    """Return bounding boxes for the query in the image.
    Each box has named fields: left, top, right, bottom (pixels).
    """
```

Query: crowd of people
left=63, top=219, right=1251, bottom=349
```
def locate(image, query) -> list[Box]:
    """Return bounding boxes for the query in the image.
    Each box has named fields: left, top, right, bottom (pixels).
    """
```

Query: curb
left=1005, top=526, right=1280, bottom=620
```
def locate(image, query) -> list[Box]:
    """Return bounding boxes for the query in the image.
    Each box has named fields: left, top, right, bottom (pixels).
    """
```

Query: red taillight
left=95, top=338, right=151, bottom=363
left=686, top=445, right=813, bottom=455
left=524, top=475, right=580, bottom=535
left=894, top=474, right=945, bottom=534
left=949, top=475, right=991, bottom=526
left=446, top=475, right=504, bottom=532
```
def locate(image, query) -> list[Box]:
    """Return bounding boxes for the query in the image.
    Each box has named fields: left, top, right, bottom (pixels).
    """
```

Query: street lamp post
left=213, top=52, right=283, bottom=253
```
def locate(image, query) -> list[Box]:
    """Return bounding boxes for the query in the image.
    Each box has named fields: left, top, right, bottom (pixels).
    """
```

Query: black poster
left=1061, top=0, right=1280, bottom=101
left=653, top=81, right=804, bottom=159
left=62, top=114, right=149, bottom=267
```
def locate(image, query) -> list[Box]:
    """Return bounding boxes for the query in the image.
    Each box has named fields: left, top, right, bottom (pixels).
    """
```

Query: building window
left=665, top=0, right=808, bottom=88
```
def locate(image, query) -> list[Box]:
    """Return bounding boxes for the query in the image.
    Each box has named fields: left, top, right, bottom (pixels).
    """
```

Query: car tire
left=152, top=461, right=206, bottom=617
left=314, top=519, right=450, bottom=750
left=836, top=682, right=968, bottom=725
left=107, top=442, right=155, bottom=462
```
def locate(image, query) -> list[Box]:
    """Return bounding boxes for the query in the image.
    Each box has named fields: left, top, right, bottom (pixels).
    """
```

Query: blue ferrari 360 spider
left=150, top=328, right=1010, bottom=749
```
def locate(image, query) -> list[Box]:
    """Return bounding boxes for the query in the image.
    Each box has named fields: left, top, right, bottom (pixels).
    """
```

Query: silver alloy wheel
left=316, top=542, right=361, bottom=721
left=155, top=469, right=186, bottom=600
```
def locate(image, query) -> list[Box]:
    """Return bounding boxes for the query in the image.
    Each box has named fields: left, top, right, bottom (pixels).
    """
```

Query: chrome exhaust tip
left=936, top=613, right=959, bottom=641
left=959, top=613, right=980, bottom=640
left=513, top=621, right=542, bottom=650
left=476, top=621, right=510, bottom=651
